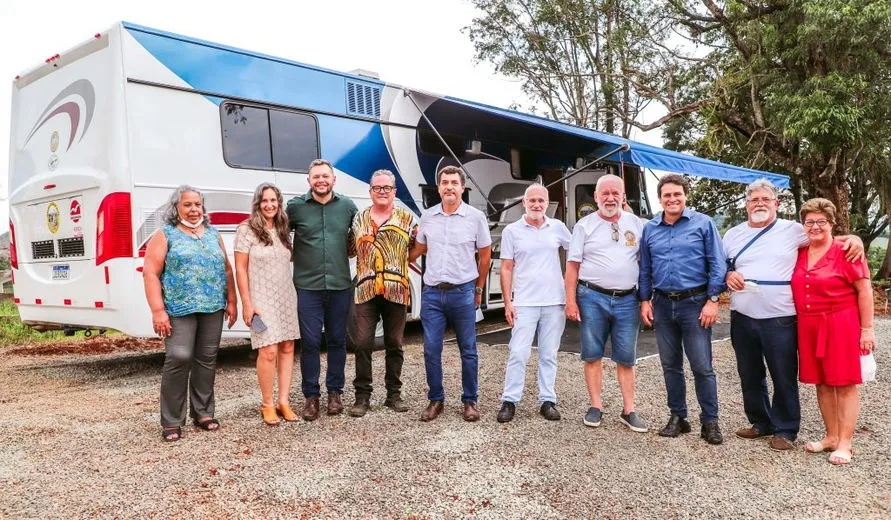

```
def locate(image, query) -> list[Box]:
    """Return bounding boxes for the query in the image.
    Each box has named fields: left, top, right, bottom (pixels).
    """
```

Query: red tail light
left=9, top=219, right=18, bottom=270
left=96, top=192, right=133, bottom=265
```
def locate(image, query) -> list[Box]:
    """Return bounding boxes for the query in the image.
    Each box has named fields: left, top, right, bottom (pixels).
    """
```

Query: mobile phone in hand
left=251, top=314, right=268, bottom=333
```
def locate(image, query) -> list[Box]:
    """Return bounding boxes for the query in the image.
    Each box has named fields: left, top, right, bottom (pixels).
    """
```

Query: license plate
left=52, top=265, right=70, bottom=280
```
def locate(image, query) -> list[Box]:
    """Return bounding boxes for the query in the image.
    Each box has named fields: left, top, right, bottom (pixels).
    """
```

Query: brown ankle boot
left=327, top=392, right=344, bottom=415
left=302, top=397, right=320, bottom=421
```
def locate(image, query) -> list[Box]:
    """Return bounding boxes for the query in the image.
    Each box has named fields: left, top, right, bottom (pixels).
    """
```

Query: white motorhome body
left=7, top=23, right=789, bottom=337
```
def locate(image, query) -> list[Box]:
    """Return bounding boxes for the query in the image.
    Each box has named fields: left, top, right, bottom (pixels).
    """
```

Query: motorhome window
left=222, top=103, right=272, bottom=169
left=270, top=110, right=319, bottom=172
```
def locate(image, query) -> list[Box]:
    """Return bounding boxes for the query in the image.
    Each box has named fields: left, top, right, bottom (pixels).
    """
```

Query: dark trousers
left=297, top=288, right=352, bottom=398
left=730, top=311, right=801, bottom=440
left=159, top=311, right=224, bottom=427
left=352, top=296, right=407, bottom=399
left=653, top=293, right=719, bottom=422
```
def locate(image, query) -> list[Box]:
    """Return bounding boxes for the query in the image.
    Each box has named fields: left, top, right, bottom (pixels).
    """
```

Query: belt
left=655, top=285, right=708, bottom=301
left=427, top=282, right=465, bottom=290
left=743, top=279, right=791, bottom=286
left=578, top=280, right=636, bottom=298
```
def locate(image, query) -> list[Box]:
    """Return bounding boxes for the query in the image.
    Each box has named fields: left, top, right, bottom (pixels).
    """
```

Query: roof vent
left=348, top=68, right=380, bottom=80
left=346, top=80, right=381, bottom=119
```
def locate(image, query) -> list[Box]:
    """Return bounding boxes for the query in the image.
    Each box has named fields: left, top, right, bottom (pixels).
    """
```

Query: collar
left=519, top=215, right=549, bottom=228
left=303, top=192, right=340, bottom=205
left=432, top=202, right=467, bottom=216
left=658, top=207, right=692, bottom=225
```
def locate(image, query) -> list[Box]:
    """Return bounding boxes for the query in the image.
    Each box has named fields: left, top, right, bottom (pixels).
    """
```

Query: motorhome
left=7, top=22, right=789, bottom=337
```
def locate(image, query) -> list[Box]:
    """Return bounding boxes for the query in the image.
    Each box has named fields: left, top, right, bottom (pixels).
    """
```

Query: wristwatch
left=709, top=295, right=720, bottom=303
left=475, top=286, right=483, bottom=295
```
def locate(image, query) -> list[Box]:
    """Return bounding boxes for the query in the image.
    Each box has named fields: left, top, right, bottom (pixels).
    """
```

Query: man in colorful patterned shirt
left=348, top=169, right=418, bottom=417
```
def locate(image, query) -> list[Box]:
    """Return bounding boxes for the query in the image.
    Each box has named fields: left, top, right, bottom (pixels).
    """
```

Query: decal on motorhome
left=23, top=79, right=95, bottom=151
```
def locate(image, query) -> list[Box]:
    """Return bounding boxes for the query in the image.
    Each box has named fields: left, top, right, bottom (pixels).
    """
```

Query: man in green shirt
left=287, top=159, right=358, bottom=421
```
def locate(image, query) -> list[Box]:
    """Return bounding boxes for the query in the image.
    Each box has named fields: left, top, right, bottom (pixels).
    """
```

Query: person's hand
left=641, top=300, right=653, bottom=327
left=152, top=310, right=171, bottom=338
left=225, top=301, right=238, bottom=329
left=861, top=327, right=876, bottom=353
left=726, top=271, right=745, bottom=292
left=565, top=301, right=580, bottom=322
left=474, top=292, right=482, bottom=309
left=700, top=300, right=719, bottom=328
left=242, top=304, right=255, bottom=328
left=504, top=302, right=516, bottom=327
left=841, top=236, right=865, bottom=262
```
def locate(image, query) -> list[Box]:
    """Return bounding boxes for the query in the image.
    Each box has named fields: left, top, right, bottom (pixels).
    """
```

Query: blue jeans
left=297, top=288, right=352, bottom=398
left=653, top=293, right=719, bottom=422
left=501, top=305, right=565, bottom=404
left=577, top=286, right=640, bottom=366
left=730, top=311, right=800, bottom=440
left=421, top=282, right=478, bottom=403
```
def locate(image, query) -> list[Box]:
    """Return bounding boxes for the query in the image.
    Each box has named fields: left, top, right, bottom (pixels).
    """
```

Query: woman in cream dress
left=234, top=183, right=301, bottom=425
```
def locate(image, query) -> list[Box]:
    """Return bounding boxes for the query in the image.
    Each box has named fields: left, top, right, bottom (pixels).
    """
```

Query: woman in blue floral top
left=143, top=185, right=237, bottom=442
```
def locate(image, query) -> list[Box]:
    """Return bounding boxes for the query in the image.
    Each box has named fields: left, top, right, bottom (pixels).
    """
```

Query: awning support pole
left=493, top=144, right=629, bottom=219
left=403, top=89, right=498, bottom=214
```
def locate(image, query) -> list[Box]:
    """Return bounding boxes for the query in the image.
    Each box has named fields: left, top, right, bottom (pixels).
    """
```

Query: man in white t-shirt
left=724, top=179, right=863, bottom=451
left=565, top=174, right=648, bottom=433
left=496, top=184, right=572, bottom=423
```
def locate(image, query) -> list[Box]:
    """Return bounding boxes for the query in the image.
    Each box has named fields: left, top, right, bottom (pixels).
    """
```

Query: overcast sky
left=0, top=0, right=664, bottom=233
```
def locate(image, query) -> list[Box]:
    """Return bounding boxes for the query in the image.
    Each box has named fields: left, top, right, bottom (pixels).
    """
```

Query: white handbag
left=861, top=352, right=877, bottom=382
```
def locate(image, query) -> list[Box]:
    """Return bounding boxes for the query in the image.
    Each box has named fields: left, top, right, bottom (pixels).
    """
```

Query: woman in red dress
left=791, top=198, right=875, bottom=465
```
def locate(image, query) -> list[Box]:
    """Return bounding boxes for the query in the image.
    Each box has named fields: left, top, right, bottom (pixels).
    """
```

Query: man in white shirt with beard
left=565, top=174, right=648, bottom=433
left=724, top=179, right=862, bottom=451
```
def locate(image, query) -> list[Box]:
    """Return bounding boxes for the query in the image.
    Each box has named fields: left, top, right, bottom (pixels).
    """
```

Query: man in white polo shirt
left=410, top=165, right=492, bottom=423
left=723, top=178, right=862, bottom=451
left=565, top=174, right=647, bottom=433
left=496, top=184, right=572, bottom=423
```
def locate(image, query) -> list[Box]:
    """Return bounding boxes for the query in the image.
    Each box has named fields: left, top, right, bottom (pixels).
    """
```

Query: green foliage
left=0, top=298, right=105, bottom=345
left=869, top=247, right=886, bottom=278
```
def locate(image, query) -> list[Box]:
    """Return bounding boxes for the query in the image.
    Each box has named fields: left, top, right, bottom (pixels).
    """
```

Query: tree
left=663, top=0, right=891, bottom=242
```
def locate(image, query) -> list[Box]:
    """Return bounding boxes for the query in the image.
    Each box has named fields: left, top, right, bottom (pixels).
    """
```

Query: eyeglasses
left=803, top=219, right=830, bottom=228
left=611, top=222, right=619, bottom=242
left=746, top=197, right=775, bottom=204
left=370, top=185, right=395, bottom=193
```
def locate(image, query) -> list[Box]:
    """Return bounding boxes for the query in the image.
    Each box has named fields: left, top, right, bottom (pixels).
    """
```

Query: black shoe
left=348, top=395, right=371, bottom=417
left=701, top=421, right=724, bottom=445
left=496, top=402, right=516, bottom=423
left=658, top=415, right=691, bottom=437
left=539, top=401, right=561, bottom=421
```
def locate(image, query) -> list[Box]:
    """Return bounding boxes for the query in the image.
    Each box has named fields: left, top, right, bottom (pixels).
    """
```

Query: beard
left=600, top=205, right=619, bottom=217
left=751, top=210, right=770, bottom=223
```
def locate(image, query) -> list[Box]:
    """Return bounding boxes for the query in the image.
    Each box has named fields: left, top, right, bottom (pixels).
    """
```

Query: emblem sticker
left=47, top=202, right=61, bottom=234
left=624, top=230, right=637, bottom=247
left=50, top=130, right=59, bottom=152
left=69, top=199, right=82, bottom=223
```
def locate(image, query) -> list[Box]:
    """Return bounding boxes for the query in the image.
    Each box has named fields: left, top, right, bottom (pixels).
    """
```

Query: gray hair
left=595, top=174, right=625, bottom=193
left=370, top=169, right=396, bottom=186
left=163, top=185, right=209, bottom=226
left=524, top=183, right=548, bottom=199
left=745, top=178, right=778, bottom=200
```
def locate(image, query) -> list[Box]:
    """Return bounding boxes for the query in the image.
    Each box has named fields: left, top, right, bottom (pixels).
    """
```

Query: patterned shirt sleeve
left=234, top=224, right=252, bottom=254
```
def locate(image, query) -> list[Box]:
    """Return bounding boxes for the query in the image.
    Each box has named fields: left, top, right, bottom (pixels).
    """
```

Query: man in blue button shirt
left=639, top=174, right=727, bottom=445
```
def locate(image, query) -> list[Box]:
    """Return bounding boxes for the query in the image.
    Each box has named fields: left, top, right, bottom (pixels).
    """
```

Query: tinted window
left=270, top=110, right=318, bottom=172
left=222, top=103, right=272, bottom=169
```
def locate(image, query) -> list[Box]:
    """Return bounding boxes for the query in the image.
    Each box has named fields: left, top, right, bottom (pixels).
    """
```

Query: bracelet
left=861, top=327, right=874, bottom=332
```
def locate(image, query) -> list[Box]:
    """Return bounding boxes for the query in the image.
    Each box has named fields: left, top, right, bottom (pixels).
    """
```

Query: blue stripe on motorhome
left=318, top=115, right=419, bottom=214
left=127, top=28, right=353, bottom=114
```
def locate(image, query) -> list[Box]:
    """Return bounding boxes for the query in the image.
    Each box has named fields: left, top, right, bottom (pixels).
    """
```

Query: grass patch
left=0, top=299, right=120, bottom=346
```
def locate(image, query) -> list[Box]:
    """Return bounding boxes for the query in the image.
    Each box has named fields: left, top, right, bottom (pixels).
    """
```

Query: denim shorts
left=577, top=285, right=640, bottom=366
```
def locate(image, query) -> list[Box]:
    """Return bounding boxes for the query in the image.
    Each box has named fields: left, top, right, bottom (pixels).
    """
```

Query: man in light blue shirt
left=639, top=173, right=727, bottom=445
left=411, top=166, right=492, bottom=423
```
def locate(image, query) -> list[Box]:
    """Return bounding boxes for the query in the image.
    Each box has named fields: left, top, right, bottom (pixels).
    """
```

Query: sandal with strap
left=828, top=449, right=854, bottom=465
left=804, top=440, right=835, bottom=453
left=193, top=417, right=220, bottom=431
left=261, top=405, right=280, bottom=426
left=162, top=427, right=182, bottom=442
left=277, top=403, right=300, bottom=422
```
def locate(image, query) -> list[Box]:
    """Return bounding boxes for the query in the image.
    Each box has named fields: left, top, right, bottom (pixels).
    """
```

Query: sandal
left=803, top=440, right=835, bottom=453
left=828, top=450, right=853, bottom=465
left=162, top=427, right=182, bottom=442
left=193, top=417, right=220, bottom=431
left=277, top=403, right=300, bottom=422
left=261, top=405, right=280, bottom=426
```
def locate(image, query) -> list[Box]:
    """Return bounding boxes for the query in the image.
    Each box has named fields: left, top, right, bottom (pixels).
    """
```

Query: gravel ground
left=1, top=317, right=889, bottom=519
